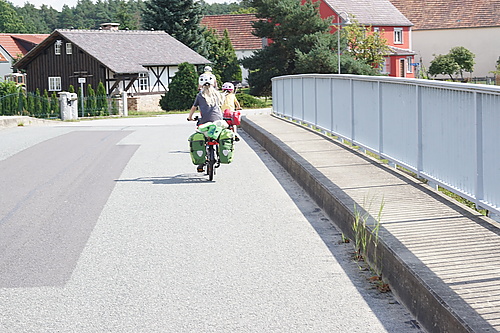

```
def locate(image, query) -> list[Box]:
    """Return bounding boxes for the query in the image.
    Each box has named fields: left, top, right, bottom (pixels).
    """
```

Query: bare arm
left=187, top=105, right=197, bottom=121
left=234, top=97, right=241, bottom=110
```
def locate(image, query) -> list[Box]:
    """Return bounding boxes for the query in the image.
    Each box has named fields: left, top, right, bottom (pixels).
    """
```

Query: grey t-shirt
left=193, top=93, right=223, bottom=124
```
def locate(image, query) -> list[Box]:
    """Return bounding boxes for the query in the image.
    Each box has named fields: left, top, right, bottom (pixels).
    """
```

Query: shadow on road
left=115, top=174, right=213, bottom=185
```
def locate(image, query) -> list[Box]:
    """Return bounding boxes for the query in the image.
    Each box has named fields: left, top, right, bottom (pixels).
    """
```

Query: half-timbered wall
left=128, top=66, right=179, bottom=95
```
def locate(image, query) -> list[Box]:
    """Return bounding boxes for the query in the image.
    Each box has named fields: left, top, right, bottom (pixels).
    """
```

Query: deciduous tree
left=428, top=47, right=475, bottom=81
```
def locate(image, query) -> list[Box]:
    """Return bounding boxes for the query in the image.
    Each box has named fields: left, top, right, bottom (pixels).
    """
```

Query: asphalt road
left=0, top=113, right=423, bottom=332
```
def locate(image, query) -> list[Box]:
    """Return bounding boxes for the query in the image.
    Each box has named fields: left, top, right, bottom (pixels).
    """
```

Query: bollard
left=59, top=92, right=78, bottom=120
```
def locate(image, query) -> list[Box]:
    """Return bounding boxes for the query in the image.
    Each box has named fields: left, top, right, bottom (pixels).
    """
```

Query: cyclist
left=198, top=66, right=218, bottom=90
left=221, top=82, right=241, bottom=113
left=188, top=73, right=224, bottom=172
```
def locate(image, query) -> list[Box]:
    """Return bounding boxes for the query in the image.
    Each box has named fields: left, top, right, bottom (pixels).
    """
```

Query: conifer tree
left=0, top=0, right=29, bottom=33
left=86, top=84, right=97, bottom=116
left=243, top=0, right=376, bottom=96
left=50, top=91, right=59, bottom=115
left=96, top=81, right=108, bottom=115
left=142, top=0, right=206, bottom=52
left=42, top=89, right=50, bottom=117
left=34, top=88, right=42, bottom=116
left=218, top=29, right=242, bottom=82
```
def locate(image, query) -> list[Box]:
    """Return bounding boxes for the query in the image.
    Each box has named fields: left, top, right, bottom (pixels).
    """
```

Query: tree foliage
left=449, top=46, right=475, bottom=79
left=428, top=46, right=475, bottom=81
left=242, top=0, right=376, bottom=96
left=160, top=62, right=198, bottom=111
left=142, top=0, right=205, bottom=52
left=0, top=0, right=30, bottom=33
left=2, top=0, right=250, bottom=34
left=5, top=0, right=144, bottom=33
left=344, top=18, right=390, bottom=69
left=96, top=81, right=108, bottom=114
left=203, top=28, right=242, bottom=83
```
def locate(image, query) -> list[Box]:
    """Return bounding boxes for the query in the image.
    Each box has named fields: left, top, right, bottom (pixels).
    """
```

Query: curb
left=0, top=116, right=58, bottom=129
left=241, top=115, right=477, bottom=333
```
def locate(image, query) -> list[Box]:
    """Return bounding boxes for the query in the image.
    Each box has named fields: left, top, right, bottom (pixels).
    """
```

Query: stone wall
left=128, top=94, right=162, bottom=112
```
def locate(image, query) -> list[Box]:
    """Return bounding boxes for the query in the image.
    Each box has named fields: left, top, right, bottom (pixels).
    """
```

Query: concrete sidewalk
left=242, top=114, right=500, bottom=333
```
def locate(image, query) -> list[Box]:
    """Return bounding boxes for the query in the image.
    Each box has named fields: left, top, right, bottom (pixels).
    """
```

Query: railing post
left=314, top=77, right=318, bottom=127
left=378, top=80, right=383, bottom=155
left=330, top=77, right=334, bottom=133
left=301, top=77, right=305, bottom=121
left=475, top=92, right=484, bottom=204
left=281, top=78, right=285, bottom=116
left=350, top=78, right=354, bottom=143
left=416, top=85, right=423, bottom=178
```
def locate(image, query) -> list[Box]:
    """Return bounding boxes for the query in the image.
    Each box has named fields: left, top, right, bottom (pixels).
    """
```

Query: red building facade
left=310, top=0, right=416, bottom=78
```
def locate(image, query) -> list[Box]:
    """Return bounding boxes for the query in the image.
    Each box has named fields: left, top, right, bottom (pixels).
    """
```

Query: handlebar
left=187, top=116, right=199, bottom=121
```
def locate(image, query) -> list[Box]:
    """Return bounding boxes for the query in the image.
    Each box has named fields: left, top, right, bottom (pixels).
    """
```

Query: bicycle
left=188, top=116, right=236, bottom=181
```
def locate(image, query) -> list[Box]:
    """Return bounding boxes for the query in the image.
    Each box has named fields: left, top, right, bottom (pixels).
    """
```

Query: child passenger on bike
left=221, top=82, right=241, bottom=139
left=221, top=82, right=241, bottom=112
left=188, top=73, right=224, bottom=172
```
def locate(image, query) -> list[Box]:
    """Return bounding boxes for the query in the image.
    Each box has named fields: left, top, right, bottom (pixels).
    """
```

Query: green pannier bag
left=188, top=132, right=207, bottom=165
left=218, top=129, right=235, bottom=164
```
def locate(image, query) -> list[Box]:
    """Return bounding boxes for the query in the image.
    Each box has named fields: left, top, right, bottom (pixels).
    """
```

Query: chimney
left=100, top=23, right=120, bottom=31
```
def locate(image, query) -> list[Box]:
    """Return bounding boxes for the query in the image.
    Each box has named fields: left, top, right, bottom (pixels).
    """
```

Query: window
left=48, top=77, right=61, bottom=91
left=139, top=73, right=149, bottom=91
left=406, top=56, right=413, bottom=73
left=380, top=57, right=390, bottom=74
left=394, top=28, right=403, bottom=44
left=373, top=27, right=380, bottom=32
left=54, top=40, right=62, bottom=55
left=66, top=43, right=72, bottom=55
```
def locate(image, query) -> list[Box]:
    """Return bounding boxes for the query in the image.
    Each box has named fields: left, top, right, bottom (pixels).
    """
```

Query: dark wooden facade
left=23, top=37, right=106, bottom=94
left=15, top=29, right=210, bottom=99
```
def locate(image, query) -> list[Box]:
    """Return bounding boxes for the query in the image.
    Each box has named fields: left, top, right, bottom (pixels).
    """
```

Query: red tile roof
left=389, top=0, right=500, bottom=30
left=0, top=34, right=49, bottom=58
left=201, top=14, right=263, bottom=50
left=0, top=53, right=7, bottom=62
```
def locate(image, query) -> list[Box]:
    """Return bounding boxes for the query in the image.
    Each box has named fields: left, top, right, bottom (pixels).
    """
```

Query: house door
left=399, top=59, right=405, bottom=77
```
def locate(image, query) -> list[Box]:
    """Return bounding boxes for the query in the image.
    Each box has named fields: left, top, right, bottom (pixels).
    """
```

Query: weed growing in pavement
left=341, top=233, right=350, bottom=244
left=351, top=197, right=388, bottom=291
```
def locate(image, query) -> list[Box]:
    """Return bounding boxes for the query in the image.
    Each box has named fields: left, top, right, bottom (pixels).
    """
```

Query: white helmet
left=222, top=82, right=234, bottom=91
left=199, top=73, right=216, bottom=87
left=204, top=65, right=212, bottom=72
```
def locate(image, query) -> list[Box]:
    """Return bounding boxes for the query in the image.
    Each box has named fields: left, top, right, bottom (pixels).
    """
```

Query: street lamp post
left=336, top=12, right=350, bottom=74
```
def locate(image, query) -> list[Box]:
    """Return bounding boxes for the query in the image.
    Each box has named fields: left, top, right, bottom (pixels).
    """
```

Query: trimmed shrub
left=237, top=93, right=267, bottom=108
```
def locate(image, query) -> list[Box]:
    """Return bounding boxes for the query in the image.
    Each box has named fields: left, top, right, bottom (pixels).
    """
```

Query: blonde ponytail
left=201, top=85, right=223, bottom=107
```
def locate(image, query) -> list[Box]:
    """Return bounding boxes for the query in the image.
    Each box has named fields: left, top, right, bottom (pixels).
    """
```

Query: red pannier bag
left=223, top=109, right=241, bottom=126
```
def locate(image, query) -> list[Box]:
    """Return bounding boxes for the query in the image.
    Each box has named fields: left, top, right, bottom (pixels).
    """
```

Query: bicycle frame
left=205, top=138, right=220, bottom=181
left=188, top=115, right=237, bottom=181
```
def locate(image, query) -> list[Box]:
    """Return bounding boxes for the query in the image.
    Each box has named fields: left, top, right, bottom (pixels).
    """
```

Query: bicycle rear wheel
left=207, top=145, right=215, bottom=181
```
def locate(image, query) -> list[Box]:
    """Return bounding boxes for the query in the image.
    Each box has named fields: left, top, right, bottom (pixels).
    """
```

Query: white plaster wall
left=0, top=48, right=13, bottom=79
left=236, top=49, right=258, bottom=85
left=413, top=27, right=500, bottom=78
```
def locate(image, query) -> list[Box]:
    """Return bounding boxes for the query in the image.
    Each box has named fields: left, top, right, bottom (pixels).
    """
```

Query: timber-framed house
left=14, top=25, right=209, bottom=99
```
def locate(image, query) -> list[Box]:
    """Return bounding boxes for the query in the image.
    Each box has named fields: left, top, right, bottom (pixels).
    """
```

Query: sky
left=8, top=0, right=236, bottom=12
